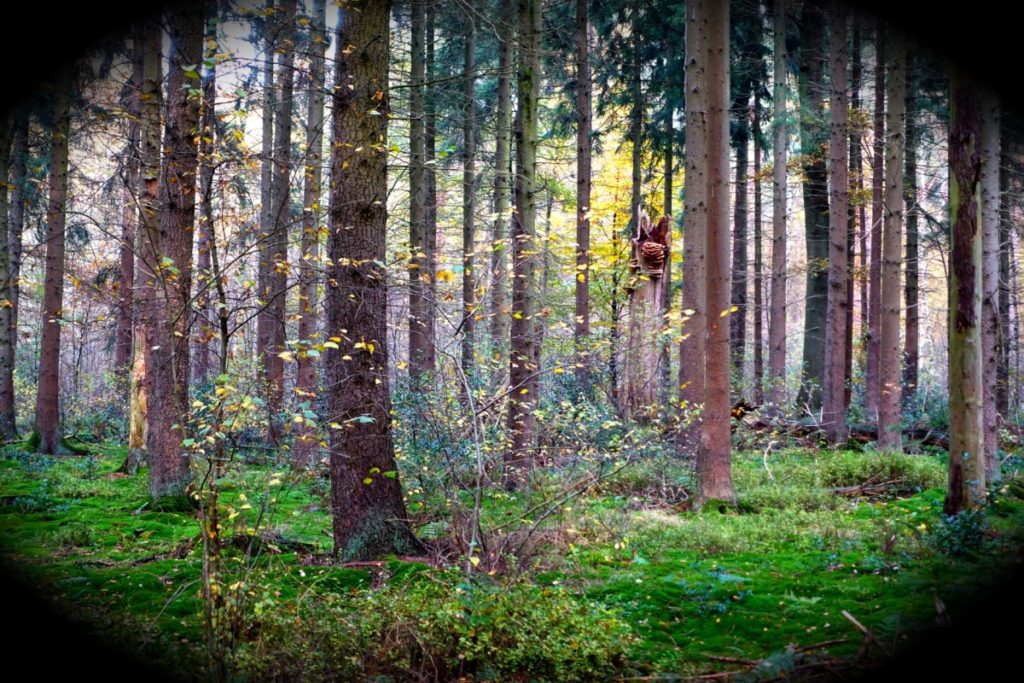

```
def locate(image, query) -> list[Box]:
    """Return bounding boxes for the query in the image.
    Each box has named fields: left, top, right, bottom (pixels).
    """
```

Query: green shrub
left=928, top=510, right=989, bottom=557
left=237, top=573, right=633, bottom=681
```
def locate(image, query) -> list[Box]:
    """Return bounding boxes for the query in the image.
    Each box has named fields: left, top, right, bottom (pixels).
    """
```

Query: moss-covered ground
left=1, top=443, right=1022, bottom=680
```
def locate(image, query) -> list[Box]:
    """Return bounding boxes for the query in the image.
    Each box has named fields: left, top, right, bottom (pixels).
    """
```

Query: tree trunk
left=35, top=70, right=72, bottom=455
left=257, top=0, right=275, bottom=365
left=622, top=214, right=670, bottom=422
left=822, top=1, right=849, bottom=446
left=902, top=57, right=919, bottom=406
left=117, top=31, right=143, bottom=379
left=866, top=21, right=884, bottom=419
left=877, top=29, right=904, bottom=451
left=945, top=70, right=986, bottom=515
left=408, top=0, right=433, bottom=380
left=327, top=0, right=421, bottom=561
left=1, top=111, right=28, bottom=439
left=193, top=4, right=219, bottom=386
left=261, top=0, right=295, bottom=445
left=126, top=20, right=162, bottom=475
left=294, top=0, right=327, bottom=468
left=0, top=115, right=14, bottom=440
left=768, top=0, right=787, bottom=417
left=505, top=0, right=541, bottom=486
left=850, top=19, right=864, bottom=408
left=981, top=90, right=1001, bottom=483
left=660, top=118, right=675, bottom=405
left=697, top=0, right=735, bottom=508
left=796, top=0, right=828, bottom=410
left=679, top=0, right=707, bottom=447
left=574, top=0, right=592, bottom=391
left=997, top=127, right=1011, bottom=419
left=424, top=3, right=438, bottom=374
left=147, top=6, right=203, bottom=501
left=489, top=9, right=512, bottom=364
left=753, top=109, right=764, bottom=406
left=461, top=11, right=477, bottom=383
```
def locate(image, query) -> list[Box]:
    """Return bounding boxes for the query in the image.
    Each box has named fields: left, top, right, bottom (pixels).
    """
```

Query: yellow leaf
left=278, top=351, right=295, bottom=362
left=470, top=556, right=481, bottom=567
left=363, top=477, right=374, bottom=485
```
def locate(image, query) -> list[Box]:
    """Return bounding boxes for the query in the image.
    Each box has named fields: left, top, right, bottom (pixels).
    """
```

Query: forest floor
left=1, top=443, right=1023, bottom=681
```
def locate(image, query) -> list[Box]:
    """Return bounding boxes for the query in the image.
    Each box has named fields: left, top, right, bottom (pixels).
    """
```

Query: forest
left=1, top=0, right=1023, bottom=680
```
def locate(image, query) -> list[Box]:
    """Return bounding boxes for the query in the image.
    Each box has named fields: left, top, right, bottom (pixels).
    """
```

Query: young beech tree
left=34, top=70, right=72, bottom=455
left=326, top=0, right=421, bottom=560
left=767, top=0, right=787, bottom=417
left=945, top=70, right=986, bottom=515
left=980, top=90, right=1001, bottom=483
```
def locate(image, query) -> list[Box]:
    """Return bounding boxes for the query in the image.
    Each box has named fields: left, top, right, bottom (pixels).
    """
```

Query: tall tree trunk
left=127, top=20, right=163, bottom=475
left=660, top=117, right=675, bottom=404
left=629, top=2, right=643, bottom=245
left=753, top=109, right=764, bottom=406
left=261, top=0, right=295, bottom=445
left=461, top=12, right=477, bottom=383
left=796, top=0, right=828, bottom=410
left=257, top=0, right=275, bottom=365
left=730, top=110, right=750, bottom=384
left=574, top=0, right=592, bottom=391
left=981, top=90, right=1001, bottom=483
left=822, top=1, right=849, bottom=445
left=866, top=21, right=884, bottom=419
left=903, top=56, right=919, bottom=405
left=698, top=0, right=735, bottom=507
left=327, top=0, right=421, bottom=560
left=945, top=70, right=985, bottom=515
left=489, top=17, right=512, bottom=363
left=117, top=31, right=143, bottom=379
left=408, top=0, right=431, bottom=380
left=680, top=0, right=707, bottom=448
left=847, top=19, right=862, bottom=411
left=35, top=71, right=72, bottom=455
left=768, top=0, right=787, bottom=417
left=505, top=0, right=541, bottom=486
left=0, top=115, right=14, bottom=440
left=997, top=128, right=1011, bottom=420
left=424, top=3, right=438, bottom=374
left=853, top=24, right=867, bottom=361
left=147, top=6, right=203, bottom=501
left=294, top=0, right=327, bottom=468
left=1, top=111, right=28, bottom=439
left=877, top=30, right=904, bottom=451
left=193, top=2, right=218, bottom=385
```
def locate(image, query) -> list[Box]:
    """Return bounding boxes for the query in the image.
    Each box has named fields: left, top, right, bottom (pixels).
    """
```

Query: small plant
left=928, top=509, right=988, bottom=557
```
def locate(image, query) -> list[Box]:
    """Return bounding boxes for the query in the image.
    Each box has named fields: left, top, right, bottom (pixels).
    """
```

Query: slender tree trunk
left=847, top=19, right=862, bottom=411
left=796, top=0, right=828, bottom=410
left=424, top=4, right=438, bottom=375
left=505, top=0, right=541, bottom=486
left=147, top=6, right=203, bottom=501
left=852, top=22, right=867, bottom=377
left=327, top=0, right=421, bottom=560
left=730, top=112, right=749, bottom=384
left=698, top=0, right=735, bottom=507
left=768, top=0, right=787, bottom=417
left=903, top=57, right=919, bottom=405
left=945, top=70, right=986, bottom=515
left=117, top=32, right=143, bottom=378
left=461, top=12, right=477, bottom=383
left=489, top=19, right=512, bottom=362
left=574, top=0, right=592, bottom=390
left=127, top=20, right=163, bottom=475
left=1, top=112, right=27, bottom=439
left=193, top=2, right=218, bottom=385
left=997, top=129, right=1011, bottom=420
left=257, top=0, right=275, bottom=365
left=866, top=21, right=884, bottom=419
left=680, top=0, right=707, bottom=448
left=262, top=0, right=295, bottom=445
left=0, top=116, right=14, bottom=440
left=294, top=0, right=327, bottom=468
left=34, top=71, right=72, bottom=455
left=629, top=2, right=642, bottom=241
left=660, top=118, right=675, bottom=404
left=981, top=90, right=1001, bottom=483
left=822, top=1, right=849, bottom=445
left=753, top=111, right=764, bottom=406
left=877, top=30, right=904, bottom=451
left=408, top=0, right=433, bottom=380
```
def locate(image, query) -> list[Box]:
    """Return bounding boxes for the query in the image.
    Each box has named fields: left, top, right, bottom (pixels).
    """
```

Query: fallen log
left=743, top=417, right=949, bottom=450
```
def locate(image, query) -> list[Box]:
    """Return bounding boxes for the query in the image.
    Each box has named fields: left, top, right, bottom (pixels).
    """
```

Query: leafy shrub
left=237, top=573, right=633, bottom=681
left=928, top=510, right=989, bottom=557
